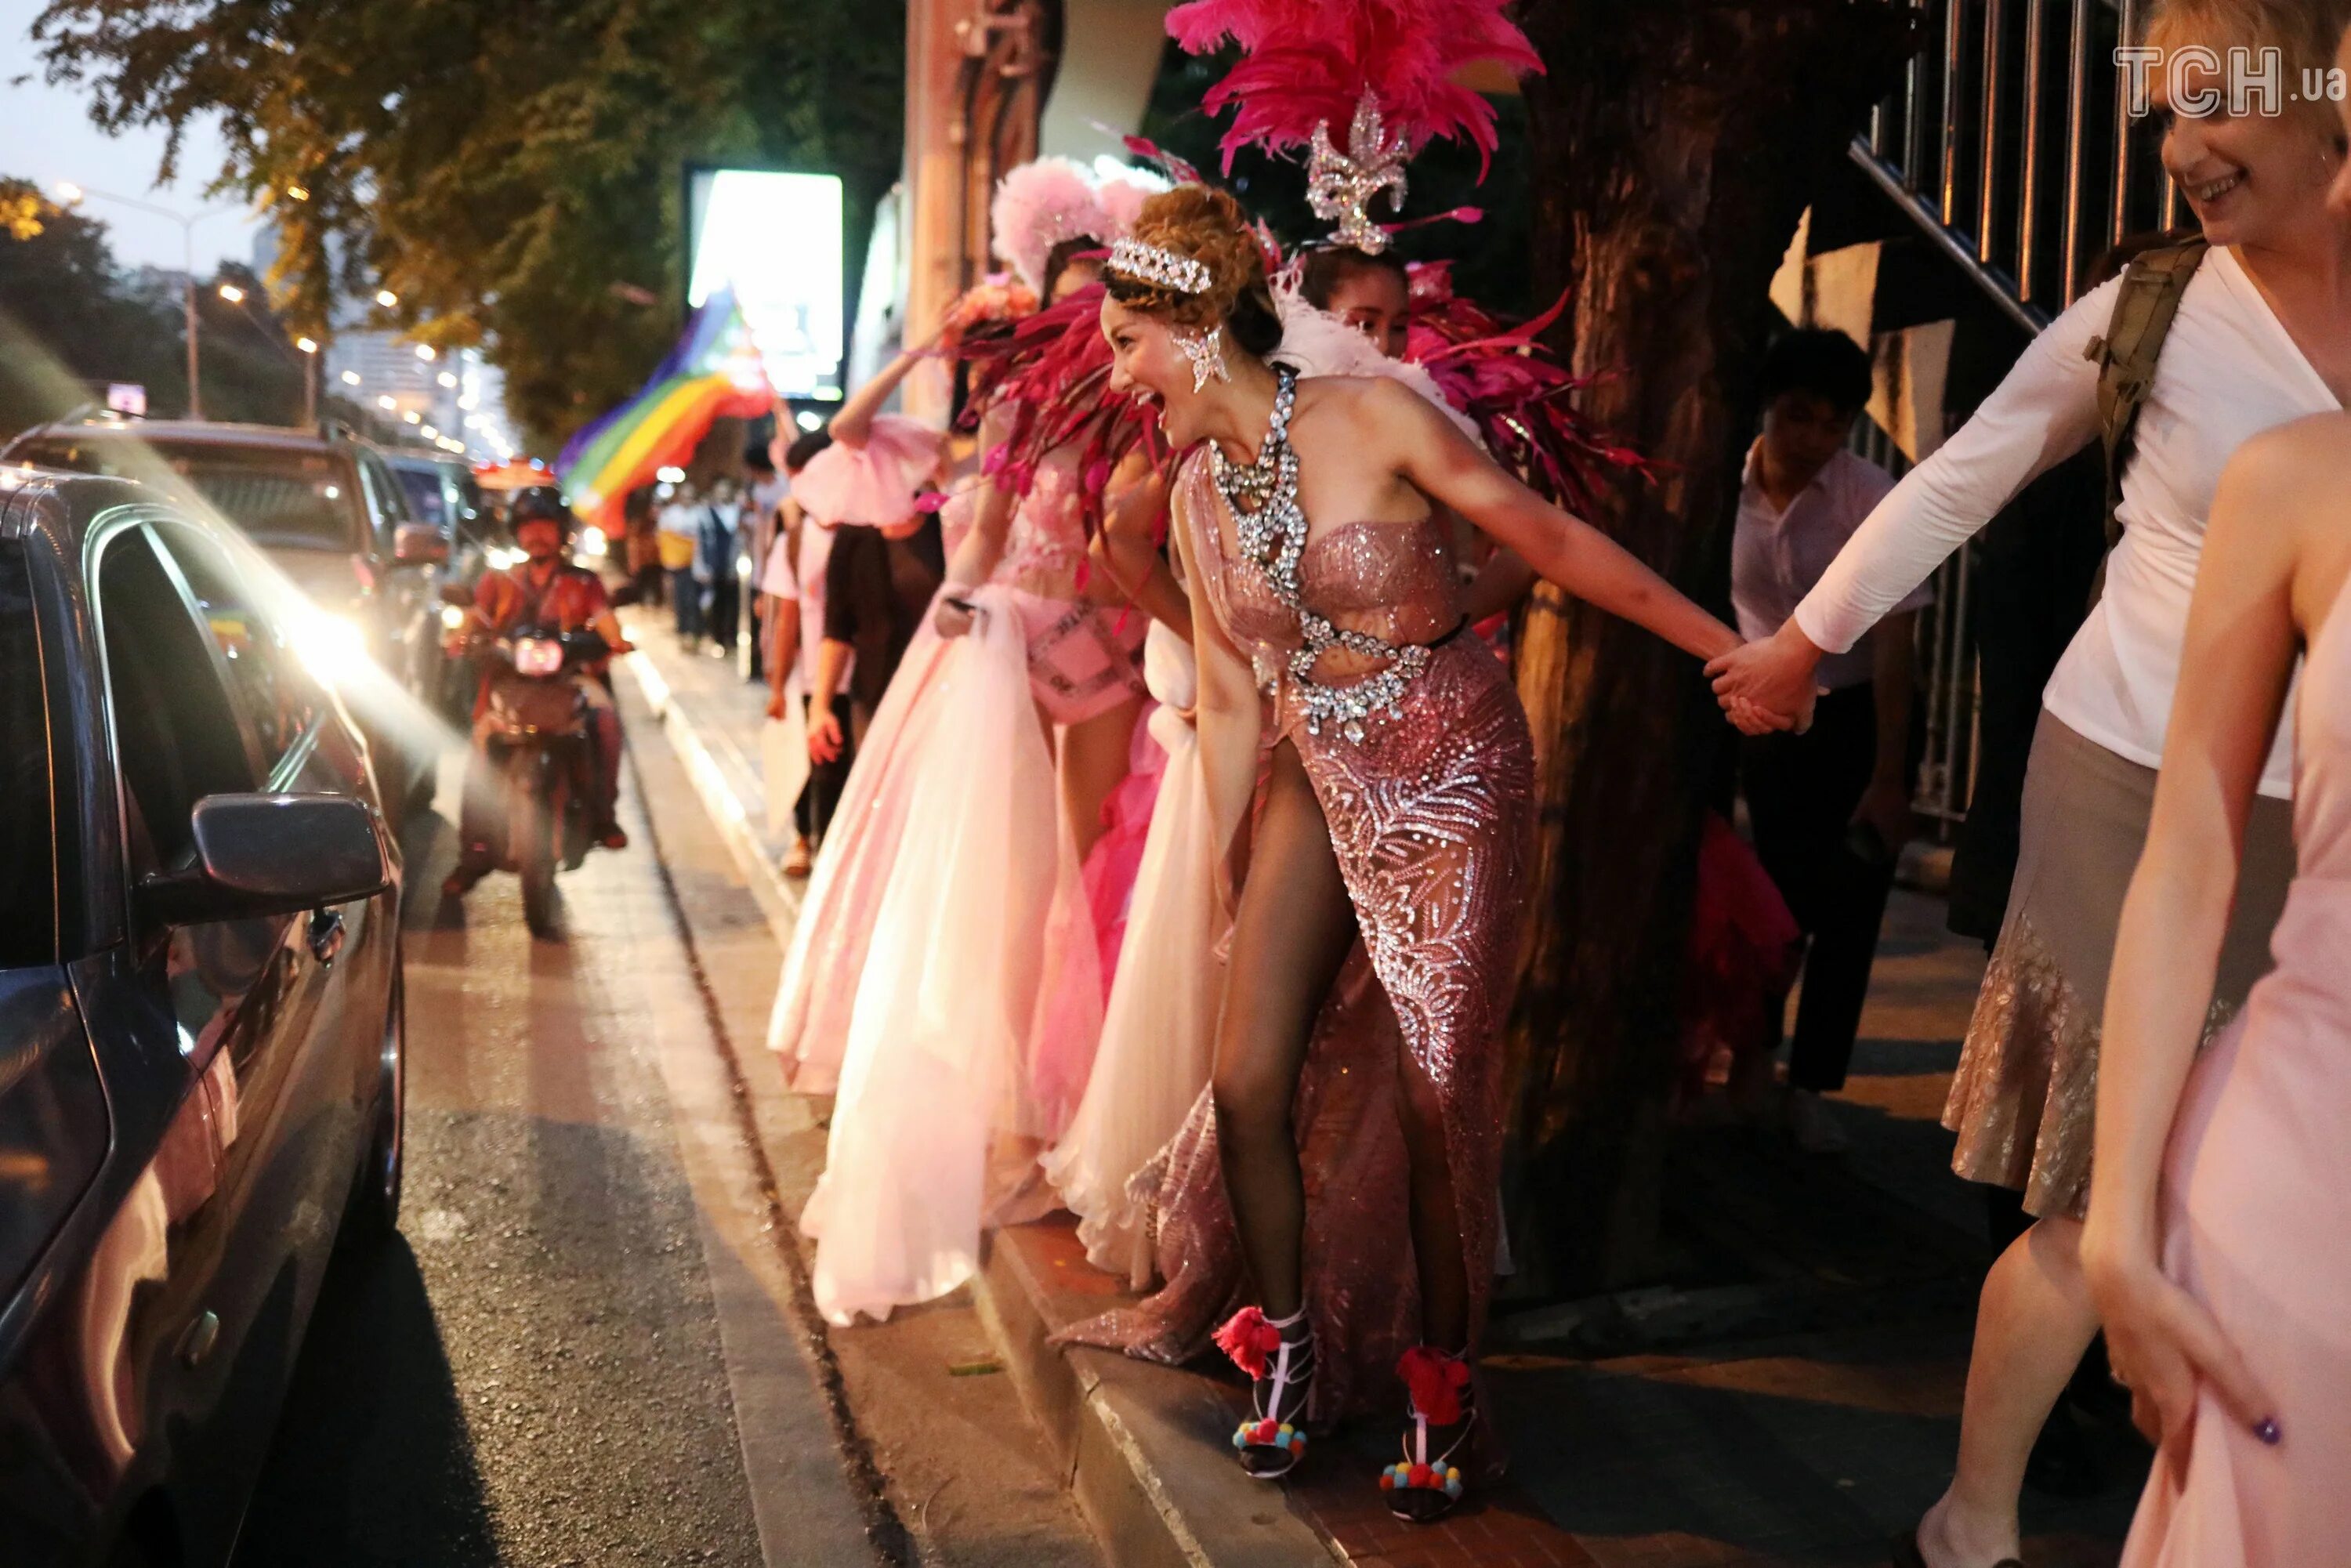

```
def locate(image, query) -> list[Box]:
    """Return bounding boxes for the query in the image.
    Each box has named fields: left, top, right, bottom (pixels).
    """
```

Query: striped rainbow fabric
left=556, top=286, right=773, bottom=526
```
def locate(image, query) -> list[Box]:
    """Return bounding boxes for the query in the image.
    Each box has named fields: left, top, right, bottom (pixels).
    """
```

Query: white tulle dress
left=1041, top=623, right=1223, bottom=1285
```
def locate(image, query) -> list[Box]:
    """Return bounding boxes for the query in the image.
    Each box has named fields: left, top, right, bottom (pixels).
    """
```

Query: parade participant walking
left=1090, top=179, right=1748, bottom=1519
left=1709, top=4, right=2351, bottom=1562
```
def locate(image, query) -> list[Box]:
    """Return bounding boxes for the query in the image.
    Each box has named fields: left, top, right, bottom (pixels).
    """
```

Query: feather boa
left=1405, top=262, right=1650, bottom=516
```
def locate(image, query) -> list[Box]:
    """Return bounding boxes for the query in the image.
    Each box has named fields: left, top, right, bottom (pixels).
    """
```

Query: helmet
left=505, top=486, right=575, bottom=542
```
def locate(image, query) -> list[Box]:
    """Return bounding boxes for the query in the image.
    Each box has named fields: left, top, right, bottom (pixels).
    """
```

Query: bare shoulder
left=2212, top=415, right=2351, bottom=628
left=1292, top=373, right=1429, bottom=425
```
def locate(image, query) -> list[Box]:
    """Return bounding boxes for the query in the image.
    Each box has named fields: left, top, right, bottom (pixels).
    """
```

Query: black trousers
left=1739, top=682, right=1897, bottom=1094
left=794, top=693, right=856, bottom=845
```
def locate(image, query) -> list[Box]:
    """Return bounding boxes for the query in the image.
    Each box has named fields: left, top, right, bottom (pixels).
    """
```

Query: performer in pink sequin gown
left=1074, top=185, right=1751, bottom=1519
left=2083, top=407, right=2351, bottom=1567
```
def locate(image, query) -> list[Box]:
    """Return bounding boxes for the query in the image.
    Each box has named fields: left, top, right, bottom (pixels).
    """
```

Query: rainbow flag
left=557, top=287, right=773, bottom=526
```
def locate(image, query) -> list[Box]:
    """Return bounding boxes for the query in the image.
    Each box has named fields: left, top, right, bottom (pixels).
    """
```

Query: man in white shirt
left=655, top=483, right=705, bottom=642
left=1732, top=328, right=1931, bottom=1152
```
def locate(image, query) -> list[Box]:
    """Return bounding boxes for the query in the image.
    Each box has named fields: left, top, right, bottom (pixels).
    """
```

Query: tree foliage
left=31, top=0, right=904, bottom=451
left=0, top=177, right=302, bottom=434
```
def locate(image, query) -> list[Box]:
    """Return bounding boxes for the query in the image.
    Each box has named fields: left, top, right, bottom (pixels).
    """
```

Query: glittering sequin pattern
left=1058, top=452, right=1534, bottom=1414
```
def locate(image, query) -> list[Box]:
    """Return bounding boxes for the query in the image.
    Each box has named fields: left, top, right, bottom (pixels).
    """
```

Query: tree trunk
left=1506, top=0, right=1916, bottom=1295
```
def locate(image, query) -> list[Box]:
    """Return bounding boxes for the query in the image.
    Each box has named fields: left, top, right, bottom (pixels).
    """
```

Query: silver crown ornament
left=1306, top=90, right=1410, bottom=255
left=1107, top=237, right=1212, bottom=295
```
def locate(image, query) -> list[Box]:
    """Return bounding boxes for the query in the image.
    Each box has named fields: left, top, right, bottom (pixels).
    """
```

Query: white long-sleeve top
left=1794, top=244, right=2341, bottom=798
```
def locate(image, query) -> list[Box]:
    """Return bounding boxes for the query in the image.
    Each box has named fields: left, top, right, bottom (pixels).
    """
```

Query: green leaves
left=31, top=0, right=903, bottom=451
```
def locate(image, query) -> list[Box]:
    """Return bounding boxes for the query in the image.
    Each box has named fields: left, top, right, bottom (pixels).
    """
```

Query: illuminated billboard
left=686, top=167, right=846, bottom=401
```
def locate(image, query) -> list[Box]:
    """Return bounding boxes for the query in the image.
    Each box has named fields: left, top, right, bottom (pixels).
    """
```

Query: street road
left=226, top=690, right=1100, bottom=1567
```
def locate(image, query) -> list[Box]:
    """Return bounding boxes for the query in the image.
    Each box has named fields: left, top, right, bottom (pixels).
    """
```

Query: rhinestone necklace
left=1209, top=368, right=1433, bottom=744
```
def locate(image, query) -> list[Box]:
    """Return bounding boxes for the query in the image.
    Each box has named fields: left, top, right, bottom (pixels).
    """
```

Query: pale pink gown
left=2122, top=582, right=2351, bottom=1563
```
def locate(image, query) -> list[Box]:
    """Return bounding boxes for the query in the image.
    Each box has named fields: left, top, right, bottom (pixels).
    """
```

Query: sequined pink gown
left=2121, top=584, right=2351, bottom=1563
left=1062, top=454, right=1534, bottom=1415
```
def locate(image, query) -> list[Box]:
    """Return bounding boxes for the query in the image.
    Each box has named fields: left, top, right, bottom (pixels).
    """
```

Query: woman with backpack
left=1709, top=3, right=2351, bottom=1563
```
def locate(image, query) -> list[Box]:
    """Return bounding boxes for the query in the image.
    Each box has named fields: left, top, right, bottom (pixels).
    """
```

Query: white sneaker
left=1784, top=1088, right=1850, bottom=1153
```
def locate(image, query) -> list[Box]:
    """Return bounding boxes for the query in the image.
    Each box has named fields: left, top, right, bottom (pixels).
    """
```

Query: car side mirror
left=137, top=794, right=393, bottom=927
left=393, top=522, right=450, bottom=567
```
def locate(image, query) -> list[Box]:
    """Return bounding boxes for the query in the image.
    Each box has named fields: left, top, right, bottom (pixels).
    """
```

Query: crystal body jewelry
left=1107, top=237, right=1212, bottom=295
left=1211, top=368, right=1432, bottom=743
left=1176, top=326, right=1230, bottom=393
left=1307, top=91, right=1411, bottom=255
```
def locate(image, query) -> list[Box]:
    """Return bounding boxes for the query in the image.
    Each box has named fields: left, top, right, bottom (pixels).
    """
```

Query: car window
left=12, top=433, right=368, bottom=553
left=0, top=541, right=56, bottom=968
left=96, top=527, right=258, bottom=876
left=152, top=523, right=324, bottom=784
left=353, top=449, right=412, bottom=552
left=393, top=464, right=450, bottom=530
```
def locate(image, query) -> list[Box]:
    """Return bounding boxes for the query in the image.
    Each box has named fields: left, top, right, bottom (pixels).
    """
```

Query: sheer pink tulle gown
left=1063, top=454, right=1534, bottom=1415
left=2121, top=584, right=2351, bottom=1564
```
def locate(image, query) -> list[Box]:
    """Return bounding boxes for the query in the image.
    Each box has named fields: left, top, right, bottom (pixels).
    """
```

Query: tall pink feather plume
left=991, top=158, right=1116, bottom=294
left=1167, top=0, right=1542, bottom=174
left=1092, top=168, right=1168, bottom=238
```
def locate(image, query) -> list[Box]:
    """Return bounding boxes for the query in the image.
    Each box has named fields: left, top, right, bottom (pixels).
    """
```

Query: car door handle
left=307, top=907, right=346, bottom=965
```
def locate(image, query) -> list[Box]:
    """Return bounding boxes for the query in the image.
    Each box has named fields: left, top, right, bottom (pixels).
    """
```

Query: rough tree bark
left=1506, top=0, right=1917, bottom=1295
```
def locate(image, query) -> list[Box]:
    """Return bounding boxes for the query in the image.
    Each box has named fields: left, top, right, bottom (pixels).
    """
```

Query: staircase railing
left=1852, top=0, right=2181, bottom=330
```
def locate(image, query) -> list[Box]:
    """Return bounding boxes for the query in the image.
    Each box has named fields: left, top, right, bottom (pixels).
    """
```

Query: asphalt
left=232, top=740, right=865, bottom=1566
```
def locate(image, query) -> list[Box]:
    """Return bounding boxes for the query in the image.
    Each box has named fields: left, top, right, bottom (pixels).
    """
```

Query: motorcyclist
left=441, top=487, right=633, bottom=898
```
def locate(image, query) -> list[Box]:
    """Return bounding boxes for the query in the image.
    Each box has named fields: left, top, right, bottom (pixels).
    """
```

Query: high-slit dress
left=1062, top=449, right=1534, bottom=1413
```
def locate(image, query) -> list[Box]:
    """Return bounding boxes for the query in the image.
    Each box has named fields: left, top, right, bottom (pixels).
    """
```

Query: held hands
left=1706, top=622, right=1827, bottom=736
left=2084, top=1241, right=2280, bottom=1467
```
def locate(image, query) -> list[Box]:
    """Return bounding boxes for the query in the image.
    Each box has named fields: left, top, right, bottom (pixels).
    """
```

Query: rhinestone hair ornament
left=1307, top=92, right=1409, bottom=254
left=1107, top=237, right=1213, bottom=295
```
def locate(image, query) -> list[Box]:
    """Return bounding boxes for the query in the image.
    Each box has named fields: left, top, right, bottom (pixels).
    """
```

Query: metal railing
left=1844, top=0, right=2179, bottom=830
left=1853, top=0, right=2179, bottom=328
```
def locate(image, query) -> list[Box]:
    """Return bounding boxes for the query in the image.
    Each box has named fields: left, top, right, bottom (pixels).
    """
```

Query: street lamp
left=413, top=343, right=437, bottom=361
left=217, top=283, right=246, bottom=303
left=54, top=182, right=245, bottom=420
left=340, top=370, right=361, bottom=386
left=375, top=288, right=398, bottom=309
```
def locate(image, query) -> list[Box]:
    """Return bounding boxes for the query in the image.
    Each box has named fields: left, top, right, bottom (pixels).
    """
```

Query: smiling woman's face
left=2152, top=34, right=2345, bottom=248
left=1102, top=295, right=1216, bottom=445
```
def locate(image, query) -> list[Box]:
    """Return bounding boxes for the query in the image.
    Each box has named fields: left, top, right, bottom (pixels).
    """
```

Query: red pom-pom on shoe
left=1215, top=1307, right=1285, bottom=1380
left=1396, top=1346, right=1473, bottom=1429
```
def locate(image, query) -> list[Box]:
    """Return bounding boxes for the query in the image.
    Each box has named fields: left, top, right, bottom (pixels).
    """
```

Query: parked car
left=2, top=418, right=451, bottom=816
left=0, top=467, right=405, bottom=1568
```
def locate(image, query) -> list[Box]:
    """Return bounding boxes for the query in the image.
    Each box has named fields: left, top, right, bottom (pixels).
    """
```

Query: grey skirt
left=1944, top=711, right=2296, bottom=1219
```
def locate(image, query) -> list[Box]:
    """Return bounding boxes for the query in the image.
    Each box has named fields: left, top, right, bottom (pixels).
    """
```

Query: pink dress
left=2121, top=585, right=2351, bottom=1563
left=1062, top=452, right=1534, bottom=1413
left=995, top=458, right=1148, bottom=727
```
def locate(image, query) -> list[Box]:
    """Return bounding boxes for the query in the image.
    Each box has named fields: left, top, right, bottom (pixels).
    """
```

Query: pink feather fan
left=1166, top=0, right=1542, bottom=174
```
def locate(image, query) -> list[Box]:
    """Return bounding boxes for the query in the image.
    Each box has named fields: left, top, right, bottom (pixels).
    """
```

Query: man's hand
left=1850, top=775, right=1914, bottom=853
left=766, top=690, right=790, bottom=722
left=808, top=706, right=844, bottom=764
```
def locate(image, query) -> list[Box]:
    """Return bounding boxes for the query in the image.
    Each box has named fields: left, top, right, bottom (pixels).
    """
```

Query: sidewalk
left=621, top=617, right=2142, bottom=1568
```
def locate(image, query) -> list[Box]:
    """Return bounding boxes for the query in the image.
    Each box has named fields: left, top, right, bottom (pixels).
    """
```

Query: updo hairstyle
left=1103, top=185, right=1285, bottom=358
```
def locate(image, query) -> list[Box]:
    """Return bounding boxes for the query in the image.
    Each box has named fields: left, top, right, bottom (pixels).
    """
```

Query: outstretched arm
left=828, top=313, right=946, bottom=449
left=1377, top=379, right=1739, bottom=664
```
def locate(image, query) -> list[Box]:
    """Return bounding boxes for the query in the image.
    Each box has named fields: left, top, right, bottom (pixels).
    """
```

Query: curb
left=619, top=648, right=1342, bottom=1568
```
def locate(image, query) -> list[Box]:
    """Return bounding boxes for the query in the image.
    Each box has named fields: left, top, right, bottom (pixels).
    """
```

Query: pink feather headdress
left=1167, top=0, right=1542, bottom=248
left=991, top=158, right=1117, bottom=295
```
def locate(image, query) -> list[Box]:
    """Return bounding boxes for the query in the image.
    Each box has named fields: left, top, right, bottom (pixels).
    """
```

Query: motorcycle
left=442, top=582, right=611, bottom=936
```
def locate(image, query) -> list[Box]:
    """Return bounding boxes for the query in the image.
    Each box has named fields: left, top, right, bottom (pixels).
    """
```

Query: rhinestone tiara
left=1107, top=237, right=1212, bottom=295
